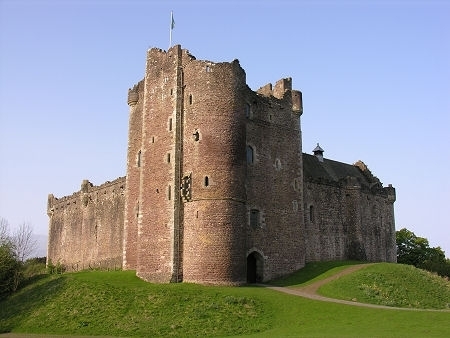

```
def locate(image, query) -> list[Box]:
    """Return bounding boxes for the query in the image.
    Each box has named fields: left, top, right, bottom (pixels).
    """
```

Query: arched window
left=246, top=146, right=254, bottom=164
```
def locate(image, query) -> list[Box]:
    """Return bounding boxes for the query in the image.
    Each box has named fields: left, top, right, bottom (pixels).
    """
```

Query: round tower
left=181, top=59, right=248, bottom=284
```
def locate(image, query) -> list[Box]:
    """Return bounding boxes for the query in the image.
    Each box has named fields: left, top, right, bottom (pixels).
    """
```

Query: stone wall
left=304, top=178, right=396, bottom=263
left=46, top=45, right=397, bottom=284
left=245, top=79, right=305, bottom=281
left=47, top=177, right=125, bottom=271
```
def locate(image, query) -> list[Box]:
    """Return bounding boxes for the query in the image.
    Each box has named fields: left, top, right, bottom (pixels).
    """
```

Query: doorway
left=246, top=251, right=264, bottom=283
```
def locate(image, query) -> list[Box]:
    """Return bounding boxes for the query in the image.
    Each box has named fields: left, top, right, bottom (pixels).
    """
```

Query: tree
left=396, top=228, right=448, bottom=277
left=0, top=218, right=39, bottom=298
left=12, top=222, right=37, bottom=262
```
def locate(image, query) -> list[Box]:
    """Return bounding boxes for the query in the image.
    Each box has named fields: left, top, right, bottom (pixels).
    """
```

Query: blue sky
left=1, top=0, right=449, bottom=257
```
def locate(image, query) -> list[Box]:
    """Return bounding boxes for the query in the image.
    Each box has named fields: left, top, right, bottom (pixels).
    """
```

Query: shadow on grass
left=269, top=260, right=363, bottom=287
left=0, top=275, right=66, bottom=333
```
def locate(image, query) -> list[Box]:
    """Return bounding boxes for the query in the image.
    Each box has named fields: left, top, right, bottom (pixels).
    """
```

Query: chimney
left=313, top=143, right=324, bottom=162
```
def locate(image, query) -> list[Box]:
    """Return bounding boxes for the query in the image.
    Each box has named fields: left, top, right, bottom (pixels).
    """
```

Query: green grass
left=319, top=263, right=450, bottom=309
left=269, top=260, right=362, bottom=286
left=1, top=264, right=449, bottom=337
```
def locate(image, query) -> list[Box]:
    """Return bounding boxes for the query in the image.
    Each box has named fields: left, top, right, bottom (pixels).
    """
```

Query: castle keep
left=47, top=45, right=396, bottom=284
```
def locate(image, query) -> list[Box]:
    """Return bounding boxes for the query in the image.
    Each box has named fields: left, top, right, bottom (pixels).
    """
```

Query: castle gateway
left=47, top=45, right=396, bottom=285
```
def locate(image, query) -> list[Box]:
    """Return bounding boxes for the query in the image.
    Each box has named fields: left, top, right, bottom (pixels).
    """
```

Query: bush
left=0, top=242, right=22, bottom=300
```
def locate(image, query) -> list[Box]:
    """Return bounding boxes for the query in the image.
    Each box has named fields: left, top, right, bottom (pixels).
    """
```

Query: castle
left=47, top=45, right=396, bottom=285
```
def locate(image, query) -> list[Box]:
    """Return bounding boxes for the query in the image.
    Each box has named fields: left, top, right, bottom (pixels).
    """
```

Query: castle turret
left=123, top=81, right=144, bottom=270
left=181, top=58, right=248, bottom=284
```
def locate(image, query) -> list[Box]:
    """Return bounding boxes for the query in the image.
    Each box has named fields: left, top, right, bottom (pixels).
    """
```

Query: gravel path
left=263, top=264, right=450, bottom=312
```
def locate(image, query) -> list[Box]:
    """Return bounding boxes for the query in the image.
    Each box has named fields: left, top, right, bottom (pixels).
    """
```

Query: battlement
left=47, top=177, right=126, bottom=215
left=257, top=78, right=302, bottom=115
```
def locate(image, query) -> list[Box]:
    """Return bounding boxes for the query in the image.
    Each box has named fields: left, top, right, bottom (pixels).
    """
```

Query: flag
left=171, top=12, right=175, bottom=30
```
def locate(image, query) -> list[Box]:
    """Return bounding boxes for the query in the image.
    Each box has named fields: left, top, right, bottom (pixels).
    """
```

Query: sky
left=0, top=0, right=449, bottom=257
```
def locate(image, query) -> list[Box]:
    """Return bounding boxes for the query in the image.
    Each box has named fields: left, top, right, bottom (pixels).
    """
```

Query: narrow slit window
left=204, top=176, right=209, bottom=187
left=246, top=146, right=254, bottom=164
left=309, top=205, right=314, bottom=223
left=169, top=118, right=173, bottom=131
left=189, top=94, right=193, bottom=105
left=167, top=153, right=171, bottom=163
left=137, top=150, right=141, bottom=167
left=168, top=185, right=171, bottom=200
left=245, top=103, right=251, bottom=118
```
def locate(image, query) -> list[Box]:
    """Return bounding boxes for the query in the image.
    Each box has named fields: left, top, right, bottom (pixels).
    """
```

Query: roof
left=302, top=153, right=379, bottom=188
left=312, top=143, right=324, bottom=153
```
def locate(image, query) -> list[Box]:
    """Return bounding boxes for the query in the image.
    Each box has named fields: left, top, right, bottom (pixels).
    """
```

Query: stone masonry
left=47, top=45, right=396, bottom=284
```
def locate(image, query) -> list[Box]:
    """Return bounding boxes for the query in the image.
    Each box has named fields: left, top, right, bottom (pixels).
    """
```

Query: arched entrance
left=246, top=251, right=264, bottom=283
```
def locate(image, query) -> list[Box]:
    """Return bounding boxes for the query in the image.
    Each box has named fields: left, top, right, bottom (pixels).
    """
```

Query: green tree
left=0, top=218, right=40, bottom=299
left=396, top=228, right=448, bottom=277
left=0, top=236, right=22, bottom=299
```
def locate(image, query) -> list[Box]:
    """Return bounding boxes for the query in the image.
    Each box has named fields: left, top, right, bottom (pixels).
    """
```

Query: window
left=309, top=205, right=314, bottom=223
left=167, top=153, right=171, bottom=163
left=193, top=130, right=200, bottom=141
left=246, top=146, right=254, bottom=164
left=275, top=158, right=281, bottom=170
left=189, top=94, right=193, bottom=105
left=168, top=185, right=171, bottom=200
left=245, top=103, right=251, bottom=118
left=294, top=178, right=300, bottom=191
left=137, top=150, right=141, bottom=167
left=169, top=118, right=173, bottom=131
left=204, top=176, right=209, bottom=187
left=250, top=209, right=260, bottom=228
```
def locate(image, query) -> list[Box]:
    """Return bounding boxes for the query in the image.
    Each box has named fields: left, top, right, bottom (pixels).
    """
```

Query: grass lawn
left=1, top=263, right=449, bottom=337
left=318, top=263, right=450, bottom=309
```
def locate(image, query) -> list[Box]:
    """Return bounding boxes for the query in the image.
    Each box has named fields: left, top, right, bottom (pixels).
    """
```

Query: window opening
left=309, top=205, right=314, bottom=223
left=245, top=103, right=251, bottom=118
left=250, top=209, right=259, bottom=228
left=204, top=176, right=209, bottom=187
left=137, top=150, right=141, bottom=167
left=246, top=146, right=254, bottom=164
left=193, top=130, right=200, bottom=141
left=189, top=94, right=193, bottom=105
left=169, top=118, right=173, bottom=131
left=167, top=153, right=171, bottom=163
left=168, top=185, right=171, bottom=200
left=275, top=158, right=281, bottom=170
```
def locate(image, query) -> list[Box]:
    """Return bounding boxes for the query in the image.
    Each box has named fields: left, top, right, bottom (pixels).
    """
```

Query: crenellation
left=47, top=45, right=396, bottom=284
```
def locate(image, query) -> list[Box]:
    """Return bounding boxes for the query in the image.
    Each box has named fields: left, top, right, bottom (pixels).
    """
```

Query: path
left=262, top=264, right=450, bottom=312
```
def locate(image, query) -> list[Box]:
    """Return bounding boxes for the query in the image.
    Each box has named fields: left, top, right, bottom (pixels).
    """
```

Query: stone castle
left=47, top=45, right=396, bottom=284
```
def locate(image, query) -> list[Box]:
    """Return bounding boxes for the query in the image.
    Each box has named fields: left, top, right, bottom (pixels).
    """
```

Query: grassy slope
left=1, top=264, right=449, bottom=337
left=318, top=263, right=450, bottom=309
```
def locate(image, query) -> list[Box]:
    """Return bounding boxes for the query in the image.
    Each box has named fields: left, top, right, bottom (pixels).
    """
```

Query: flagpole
left=169, top=11, right=173, bottom=49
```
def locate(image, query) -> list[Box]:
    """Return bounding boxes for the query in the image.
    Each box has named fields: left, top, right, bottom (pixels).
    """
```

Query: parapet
left=256, top=77, right=302, bottom=114
left=47, top=177, right=126, bottom=213
left=384, top=184, right=396, bottom=203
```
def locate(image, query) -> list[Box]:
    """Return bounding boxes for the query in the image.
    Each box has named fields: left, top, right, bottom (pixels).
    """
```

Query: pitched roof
left=302, top=153, right=376, bottom=188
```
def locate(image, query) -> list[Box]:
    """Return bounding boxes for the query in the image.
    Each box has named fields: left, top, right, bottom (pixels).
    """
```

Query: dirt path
left=263, top=264, right=450, bottom=312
